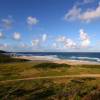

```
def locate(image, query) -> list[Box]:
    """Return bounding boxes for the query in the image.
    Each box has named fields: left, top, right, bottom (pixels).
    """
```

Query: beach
left=14, top=55, right=100, bottom=65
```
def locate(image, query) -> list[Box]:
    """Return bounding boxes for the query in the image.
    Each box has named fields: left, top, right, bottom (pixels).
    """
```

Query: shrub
left=33, top=62, right=70, bottom=69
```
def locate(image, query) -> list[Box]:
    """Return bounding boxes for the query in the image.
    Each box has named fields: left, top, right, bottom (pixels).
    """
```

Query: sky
left=0, top=0, right=100, bottom=52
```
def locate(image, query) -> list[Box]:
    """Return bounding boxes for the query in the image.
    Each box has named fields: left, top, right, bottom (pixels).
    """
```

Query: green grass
left=33, top=62, right=70, bottom=69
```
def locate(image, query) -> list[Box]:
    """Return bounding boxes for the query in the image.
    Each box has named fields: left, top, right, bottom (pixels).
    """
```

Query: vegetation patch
left=33, top=62, right=71, bottom=69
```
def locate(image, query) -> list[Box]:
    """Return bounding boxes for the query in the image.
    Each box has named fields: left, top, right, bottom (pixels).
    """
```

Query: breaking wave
left=12, top=52, right=100, bottom=63
left=69, top=56, right=100, bottom=62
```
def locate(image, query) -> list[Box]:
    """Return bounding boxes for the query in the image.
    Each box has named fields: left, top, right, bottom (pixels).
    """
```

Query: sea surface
left=10, top=52, right=100, bottom=63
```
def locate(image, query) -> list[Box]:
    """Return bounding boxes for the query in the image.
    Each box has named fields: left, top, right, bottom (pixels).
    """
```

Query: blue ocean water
left=14, top=52, right=100, bottom=62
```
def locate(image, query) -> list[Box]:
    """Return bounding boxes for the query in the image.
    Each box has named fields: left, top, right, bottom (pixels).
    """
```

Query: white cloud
left=0, top=43, right=10, bottom=50
left=64, top=2, right=100, bottom=22
left=13, top=32, right=21, bottom=40
left=56, top=36, right=66, bottom=42
left=56, top=36, right=77, bottom=48
left=31, top=34, right=47, bottom=47
left=1, top=17, right=13, bottom=29
left=64, top=6, right=81, bottom=21
left=20, top=43, right=28, bottom=48
left=0, top=43, right=8, bottom=48
left=76, top=0, right=94, bottom=6
left=80, top=29, right=90, bottom=47
left=31, top=39, right=39, bottom=46
left=42, top=34, right=47, bottom=42
left=17, top=43, right=31, bottom=50
left=52, top=43, right=57, bottom=48
left=81, top=39, right=90, bottom=47
left=55, top=29, right=90, bottom=50
left=0, top=32, right=4, bottom=38
left=79, top=4, right=100, bottom=22
left=64, top=38, right=76, bottom=48
left=83, top=0, right=94, bottom=4
left=27, top=16, right=39, bottom=26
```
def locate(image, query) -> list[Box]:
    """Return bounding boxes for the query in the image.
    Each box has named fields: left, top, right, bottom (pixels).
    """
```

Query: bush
left=33, top=62, right=70, bottom=69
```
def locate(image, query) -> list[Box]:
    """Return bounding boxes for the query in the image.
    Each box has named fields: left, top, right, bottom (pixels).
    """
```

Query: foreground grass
left=0, top=78, right=100, bottom=100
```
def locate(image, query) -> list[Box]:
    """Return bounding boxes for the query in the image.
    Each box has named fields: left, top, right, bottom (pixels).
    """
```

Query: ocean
left=12, top=52, right=100, bottom=63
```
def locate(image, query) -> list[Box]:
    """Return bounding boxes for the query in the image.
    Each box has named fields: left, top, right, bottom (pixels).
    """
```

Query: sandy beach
left=14, top=56, right=100, bottom=65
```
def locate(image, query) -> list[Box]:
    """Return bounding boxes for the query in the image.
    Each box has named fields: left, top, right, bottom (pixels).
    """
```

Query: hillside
left=0, top=50, right=29, bottom=63
left=0, top=50, right=7, bottom=53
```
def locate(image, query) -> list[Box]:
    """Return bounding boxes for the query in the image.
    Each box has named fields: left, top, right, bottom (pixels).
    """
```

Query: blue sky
left=0, top=0, right=100, bottom=52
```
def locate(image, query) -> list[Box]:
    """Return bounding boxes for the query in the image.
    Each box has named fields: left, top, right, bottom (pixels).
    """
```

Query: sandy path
left=0, top=74, right=100, bottom=83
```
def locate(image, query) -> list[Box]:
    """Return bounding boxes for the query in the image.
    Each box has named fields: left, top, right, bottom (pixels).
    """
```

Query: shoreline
left=14, top=56, right=100, bottom=65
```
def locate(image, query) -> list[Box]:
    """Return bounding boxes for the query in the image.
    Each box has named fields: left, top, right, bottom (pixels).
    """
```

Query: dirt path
left=0, top=74, right=100, bottom=83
